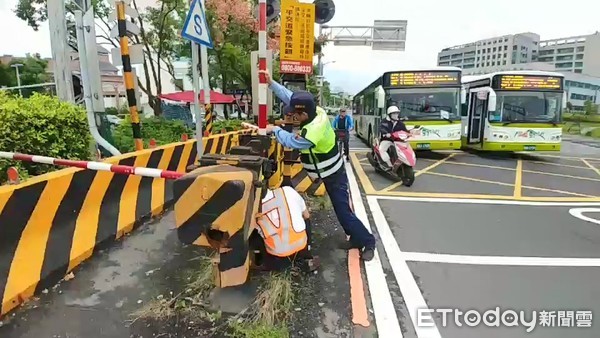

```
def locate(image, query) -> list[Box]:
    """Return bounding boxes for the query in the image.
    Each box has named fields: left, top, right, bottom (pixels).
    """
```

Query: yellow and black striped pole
left=116, top=1, right=143, bottom=151
left=204, top=103, right=213, bottom=135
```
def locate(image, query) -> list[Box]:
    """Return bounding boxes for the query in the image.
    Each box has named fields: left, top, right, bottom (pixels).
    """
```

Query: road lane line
left=421, top=171, right=595, bottom=197
left=346, top=162, right=403, bottom=337
left=370, top=191, right=600, bottom=204
left=381, top=153, right=457, bottom=192
left=401, top=251, right=600, bottom=267
left=569, top=208, right=600, bottom=226
left=514, top=160, right=523, bottom=198
left=349, top=152, right=377, bottom=194
left=522, top=185, right=596, bottom=198
left=526, top=160, right=593, bottom=170
left=523, top=169, right=600, bottom=182
left=373, top=195, right=600, bottom=206
left=367, top=196, right=442, bottom=338
left=423, top=171, right=513, bottom=187
left=582, top=159, right=600, bottom=177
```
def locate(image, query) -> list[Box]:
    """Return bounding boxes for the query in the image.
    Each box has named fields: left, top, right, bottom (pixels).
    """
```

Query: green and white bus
left=461, top=71, right=566, bottom=152
left=352, top=67, right=463, bottom=150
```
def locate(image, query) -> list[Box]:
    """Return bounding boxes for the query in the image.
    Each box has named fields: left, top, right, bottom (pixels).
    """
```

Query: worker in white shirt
left=251, top=185, right=319, bottom=272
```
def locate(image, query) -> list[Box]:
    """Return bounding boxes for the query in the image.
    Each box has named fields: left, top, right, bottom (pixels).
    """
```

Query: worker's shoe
left=360, top=247, right=375, bottom=261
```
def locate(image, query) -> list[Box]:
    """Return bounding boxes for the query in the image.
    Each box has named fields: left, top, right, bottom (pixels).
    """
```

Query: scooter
left=367, top=130, right=417, bottom=187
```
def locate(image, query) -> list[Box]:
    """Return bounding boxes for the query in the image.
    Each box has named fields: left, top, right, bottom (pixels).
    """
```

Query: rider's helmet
left=386, top=105, right=400, bottom=121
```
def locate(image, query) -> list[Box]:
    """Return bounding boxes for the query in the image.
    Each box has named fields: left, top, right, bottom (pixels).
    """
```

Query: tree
left=584, top=100, right=598, bottom=115
left=14, top=0, right=188, bottom=115
left=0, top=55, right=51, bottom=96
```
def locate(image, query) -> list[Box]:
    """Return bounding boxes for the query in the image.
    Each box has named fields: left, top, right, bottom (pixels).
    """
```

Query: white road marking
left=367, top=196, right=442, bottom=338
left=373, top=195, right=600, bottom=207
left=401, top=251, right=600, bottom=267
left=569, top=208, right=600, bottom=226
left=346, top=163, right=404, bottom=338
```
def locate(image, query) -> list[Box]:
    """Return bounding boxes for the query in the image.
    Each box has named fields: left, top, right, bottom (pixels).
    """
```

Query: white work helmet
left=387, top=106, right=400, bottom=115
left=387, top=105, right=400, bottom=120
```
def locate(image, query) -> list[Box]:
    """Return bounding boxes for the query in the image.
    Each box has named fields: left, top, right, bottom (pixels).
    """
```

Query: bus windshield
left=492, top=91, right=562, bottom=123
left=386, top=88, right=460, bottom=121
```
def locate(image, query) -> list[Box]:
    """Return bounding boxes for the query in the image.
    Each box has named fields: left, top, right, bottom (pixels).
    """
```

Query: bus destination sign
left=497, top=75, right=563, bottom=91
left=385, top=71, right=461, bottom=88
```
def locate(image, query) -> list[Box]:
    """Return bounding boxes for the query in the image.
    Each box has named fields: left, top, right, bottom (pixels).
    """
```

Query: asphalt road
left=347, top=131, right=600, bottom=338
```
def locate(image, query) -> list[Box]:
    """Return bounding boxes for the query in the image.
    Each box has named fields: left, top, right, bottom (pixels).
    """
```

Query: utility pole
left=11, top=64, right=23, bottom=96
left=75, top=8, right=121, bottom=156
left=48, top=0, right=74, bottom=102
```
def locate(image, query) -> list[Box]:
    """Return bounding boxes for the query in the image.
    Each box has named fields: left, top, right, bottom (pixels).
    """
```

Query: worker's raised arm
left=260, top=69, right=292, bottom=105
left=267, top=126, right=314, bottom=150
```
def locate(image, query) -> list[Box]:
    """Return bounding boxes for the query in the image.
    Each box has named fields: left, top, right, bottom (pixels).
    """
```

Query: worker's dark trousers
left=322, top=167, right=376, bottom=249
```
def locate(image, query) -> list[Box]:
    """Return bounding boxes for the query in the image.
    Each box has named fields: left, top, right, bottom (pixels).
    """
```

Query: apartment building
left=538, top=32, right=600, bottom=77
left=563, top=72, right=600, bottom=110
left=437, top=33, right=540, bottom=73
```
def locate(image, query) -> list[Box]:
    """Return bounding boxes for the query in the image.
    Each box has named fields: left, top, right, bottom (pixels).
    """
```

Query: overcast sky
left=1, top=0, right=599, bottom=94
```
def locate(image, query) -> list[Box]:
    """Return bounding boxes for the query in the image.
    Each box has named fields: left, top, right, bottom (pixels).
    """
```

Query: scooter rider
left=379, top=105, right=408, bottom=169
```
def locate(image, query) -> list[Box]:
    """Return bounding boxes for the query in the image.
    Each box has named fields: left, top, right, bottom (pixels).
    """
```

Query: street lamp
left=11, top=64, right=24, bottom=96
left=318, top=60, right=335, bottom=106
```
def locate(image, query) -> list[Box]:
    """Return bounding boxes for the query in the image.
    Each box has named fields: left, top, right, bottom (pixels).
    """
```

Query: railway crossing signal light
left=266, top=0, right=281, bottom=24
left=313, top=0, right=335, bottom=24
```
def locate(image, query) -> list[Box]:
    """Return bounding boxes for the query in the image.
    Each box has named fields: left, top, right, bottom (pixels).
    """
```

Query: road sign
left=279, top=0, right=314, bottom=74
left=181, top=0, right=213, bottom=48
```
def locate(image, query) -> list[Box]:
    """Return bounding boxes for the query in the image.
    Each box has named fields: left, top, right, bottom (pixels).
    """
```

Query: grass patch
left=130, top=254, right=216, bottom=323
left=304, top=194, right=332, bottom=211
left=228, top=271, right=296, bottom=338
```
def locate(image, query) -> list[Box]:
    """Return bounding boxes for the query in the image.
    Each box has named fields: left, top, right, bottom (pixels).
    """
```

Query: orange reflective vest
left=256, top=188, right=308, bottom=257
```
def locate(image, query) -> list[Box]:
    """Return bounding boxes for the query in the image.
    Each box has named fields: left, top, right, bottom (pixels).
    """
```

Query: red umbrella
left=159, top=90, right=237, bottom=104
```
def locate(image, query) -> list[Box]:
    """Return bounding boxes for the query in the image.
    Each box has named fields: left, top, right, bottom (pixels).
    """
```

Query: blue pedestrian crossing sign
left=181, top=0, right=213, bottom=48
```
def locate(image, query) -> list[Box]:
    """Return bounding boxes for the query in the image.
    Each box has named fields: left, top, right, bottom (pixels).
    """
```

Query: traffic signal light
left=266, top=0, right=280, bottom=24
left=313, top=0, right=335, bottom=24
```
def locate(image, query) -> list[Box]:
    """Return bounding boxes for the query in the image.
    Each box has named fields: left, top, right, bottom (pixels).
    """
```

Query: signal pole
left=47, top=0, right=74, bottom=102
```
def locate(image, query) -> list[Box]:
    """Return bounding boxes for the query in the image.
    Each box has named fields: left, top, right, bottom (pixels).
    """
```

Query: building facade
left=538, top=33, right=600, bottom=77
left=437, top=33, right=540, bottom=73
left=563, top=72, right=600, bottom=110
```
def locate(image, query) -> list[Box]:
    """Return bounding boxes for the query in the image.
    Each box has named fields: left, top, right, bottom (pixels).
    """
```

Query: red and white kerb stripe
left=257, top=0, right=268, bottom=132
left=0, top=151, right=184, bottom=180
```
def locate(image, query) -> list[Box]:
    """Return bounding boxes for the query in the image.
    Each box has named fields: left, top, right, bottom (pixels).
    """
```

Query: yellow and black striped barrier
left=174, top=154, right=265, bottom=287
left=116, top=1, right=143, bottom=151
left=205, top=103, right=214, bottom=135
left=0, top=141, right=198, bottom=317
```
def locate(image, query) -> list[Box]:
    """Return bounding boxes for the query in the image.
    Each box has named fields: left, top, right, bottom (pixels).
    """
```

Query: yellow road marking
left=582, top=159, right=600, bottom=178
left=422, top=171, right=595, bottom=197
left=523, top=169, right=600, bottom=182
left=443, top=160, right=515, bottom=171
left=380, top=153, right=457, bottom=192
left=425, top=171, right=512, bottom=187
left=525, top=160, right=592, bottom=170
left=521, top=185, right=596, bottom=198
left=350, top=152, right=377, bottom=194
left=514, top=160, right=523, bottom=198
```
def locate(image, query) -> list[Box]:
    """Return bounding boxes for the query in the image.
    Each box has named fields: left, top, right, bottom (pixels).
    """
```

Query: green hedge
left=563, top=113, right=600, bottom=123
left=0, top=92, right=92, bottom=184
left=112, top=116, right=194, bottom=153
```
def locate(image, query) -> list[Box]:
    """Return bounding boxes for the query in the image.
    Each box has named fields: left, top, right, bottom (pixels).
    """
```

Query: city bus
left=352, top=67, right=463, bottom=150
left=461, top=71, right=566, bottom=152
